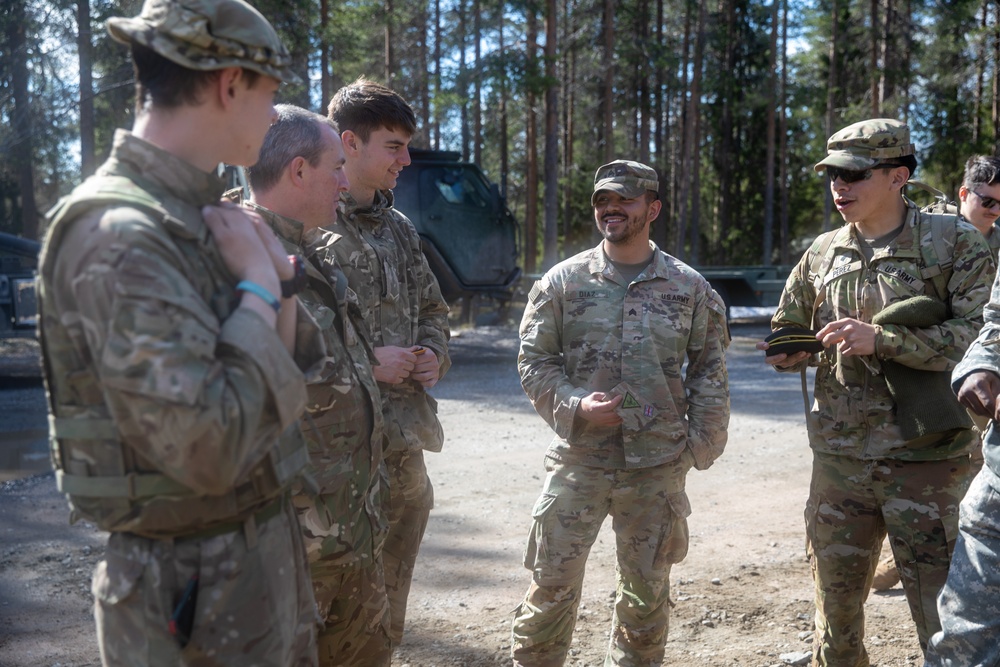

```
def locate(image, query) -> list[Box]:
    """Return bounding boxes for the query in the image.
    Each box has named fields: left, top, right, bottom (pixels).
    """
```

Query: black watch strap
left=281, top=254, right=308, bottom=298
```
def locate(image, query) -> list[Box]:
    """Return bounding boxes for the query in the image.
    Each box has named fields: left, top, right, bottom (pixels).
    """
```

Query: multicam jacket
left=38, top=130, right=323, bottom=536
left=773, top=198, right=993, bottom=461
left=954, top=271, right=1000, bottom=485
left=252, top=204, right=388, bottom=566
left=329, top=190, right=451, bottom=454
left=519, top=241, right=730, bottom=470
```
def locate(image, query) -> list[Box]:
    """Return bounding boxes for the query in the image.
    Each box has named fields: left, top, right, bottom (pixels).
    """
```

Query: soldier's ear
left=288, top=156, right=308, bottom=187
left=341, top=130, right=361, bottom=156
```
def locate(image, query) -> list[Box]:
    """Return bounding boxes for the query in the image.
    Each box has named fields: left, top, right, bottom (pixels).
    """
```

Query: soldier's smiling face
left=593, top=191, right=653, bottom=245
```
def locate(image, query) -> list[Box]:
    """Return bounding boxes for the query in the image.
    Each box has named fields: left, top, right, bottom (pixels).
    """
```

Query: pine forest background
left=3, top=0, right=1000, bottom=273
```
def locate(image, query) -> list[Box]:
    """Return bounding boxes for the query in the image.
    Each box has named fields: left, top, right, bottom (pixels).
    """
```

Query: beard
left=597, top=212, right=645, bottom=245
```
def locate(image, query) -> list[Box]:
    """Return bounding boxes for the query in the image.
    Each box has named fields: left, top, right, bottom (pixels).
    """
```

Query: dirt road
left=0, top=323, right=921, bottom=666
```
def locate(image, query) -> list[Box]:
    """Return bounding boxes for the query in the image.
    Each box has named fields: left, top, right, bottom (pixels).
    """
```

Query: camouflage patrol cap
left=107, top=0, right=301, bottom=85
left=592, top=160, right=659, bottom=205
left=814, top=118, right=914, bottom=172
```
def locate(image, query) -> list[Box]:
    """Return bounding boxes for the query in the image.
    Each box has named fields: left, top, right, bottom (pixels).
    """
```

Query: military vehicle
left=392, top=149, right=522, bottom=320
left=0, top=231, right=40, bottom=333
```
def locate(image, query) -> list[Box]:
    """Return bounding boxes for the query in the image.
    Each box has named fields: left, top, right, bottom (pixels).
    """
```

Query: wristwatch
left=280, top=254, right=308, bottom=298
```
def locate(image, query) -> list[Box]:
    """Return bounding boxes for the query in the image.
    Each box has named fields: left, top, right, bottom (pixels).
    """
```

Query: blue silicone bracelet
left=236, top=280, right=281, bottom=313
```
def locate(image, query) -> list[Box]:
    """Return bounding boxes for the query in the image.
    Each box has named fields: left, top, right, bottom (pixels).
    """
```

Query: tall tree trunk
left=561, top=0, right=575, bottom=241
left=651, top=0, right=668, bottom=251
left=994, top=2, right=1000, bottom=149
left=419, top=5, right=431, bottom=146
left=601, top=0, right=615, bottom=162
left=676, top=0, right=693, bottom=257
left=763, top=0, right=779, bottom=266
left=637, top=0, right=650, bottom=164
left=543, top=0, right=560, bottom=268
left=499, top=4, right=509, bottom=198
left=779, top=0, right=790, bottom=265
left=525, top=4, right=539, bottom=274
left=972, top=1, right=987, bottom=144
left=458, top=0, right=469, bottom=161
left=433, top=0, right=442, bottom=150
left=869, top=0, right=879, bottom=117
left=320, top=0, right=330, bottom=109
left=384, top=0, right=394, bottom=85
left=473, top=0, right=482, bottom=164
left=688, top=0, right=707, bottom=265
left=823, top=0, right=839, bottom=232
left=878, top=0, right=892, bottom=111
left=7, top=0, right=37, bottom=239
left=716, top=0, right=736, bottom=264
left=77, top=0, right=95, bottom=178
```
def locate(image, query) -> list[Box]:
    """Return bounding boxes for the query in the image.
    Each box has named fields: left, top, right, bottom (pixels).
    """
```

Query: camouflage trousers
left=311, top=559, right=392, bottom=667
left=805, top=451, right=970, bottom=667
left=382, top=448, right=434, bottom=646
left=294, top=490, right=392, bottom=667
left=510, top=454, right=693, bottom=667
left=924, top=466, right=1000, bottom=667
left=92, top=500, right=318, bottom=667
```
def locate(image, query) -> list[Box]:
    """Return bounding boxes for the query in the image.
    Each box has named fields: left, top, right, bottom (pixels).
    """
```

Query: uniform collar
left=246, top=201, right=311, bottom=249
left=107, top=130, right=225, bottom=210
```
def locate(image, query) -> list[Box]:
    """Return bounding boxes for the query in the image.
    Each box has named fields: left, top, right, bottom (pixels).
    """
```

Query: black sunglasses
left=970, top=190, right=1000, bottom=211
left=826, top=164, right=899, bottom=184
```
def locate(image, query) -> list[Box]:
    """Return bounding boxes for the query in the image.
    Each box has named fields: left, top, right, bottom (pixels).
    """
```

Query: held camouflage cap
left=813, top=118, right=914, bottom=172
left=592, top=160, right=659, bottom=205
left=107, top=0, right=301, bottom=85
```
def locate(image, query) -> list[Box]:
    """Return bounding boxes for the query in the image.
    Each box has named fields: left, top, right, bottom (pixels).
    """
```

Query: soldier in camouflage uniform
left=872, top=155, right=1000, bottom=592
left=245, top=105, right=392, bottom=666
left=924, top=209, right=1000, bottom=666
left=759, top=119, right=994, bottom=666
left=958, top=155, right=1000, bottom=263
left=37, top=1, right=323, bottom=665
left=511, top=160, right=730, bottom=667
left=326, top=79, right=451, bottom=647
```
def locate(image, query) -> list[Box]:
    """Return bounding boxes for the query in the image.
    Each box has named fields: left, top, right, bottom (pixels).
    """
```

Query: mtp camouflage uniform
left=329, top=189, right=451, bottom=645
left=41, top=131, right=322, bottom=667
left=37, top=2, right=321, bottom=664
left=512, top=233, right=730, bottom=667
left=924, top=273, right=1000, bottom=667
left=252, top=204, right=392, bottom=666
left=773, top=119, right=994, bottom=666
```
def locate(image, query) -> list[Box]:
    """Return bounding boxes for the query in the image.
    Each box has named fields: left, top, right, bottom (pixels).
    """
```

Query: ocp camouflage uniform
left=40, top=131, right=323, bottom=666
left=329, top=189, right=451, bottom=645
left=512, top=241, right=730, bottom=667
left=924, top=273, right=1000, bottom=667
left=251, top=204, right=392, bottom=666
left=772, top=199, right=993, bottom=664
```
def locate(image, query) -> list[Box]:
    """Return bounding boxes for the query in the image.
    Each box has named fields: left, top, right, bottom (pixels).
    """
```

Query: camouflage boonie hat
left=814, top=118, right=914, bottom=172
left=108, top=0, right=301, bottom=85
left=592, top=160, right=659, bottom=205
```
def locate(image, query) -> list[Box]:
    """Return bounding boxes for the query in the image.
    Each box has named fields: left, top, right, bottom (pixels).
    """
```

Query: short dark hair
left=247, top=104, right=339, bottom=194
left=879, top=155, right=918, bottom=180
left=131, top=43, right=260, bottom=111
left=962, top=155, right=1000, bottom=190
left=326, top=77, right=416, bottom=142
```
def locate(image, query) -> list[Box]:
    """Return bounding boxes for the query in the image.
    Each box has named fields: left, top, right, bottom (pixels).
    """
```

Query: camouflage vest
left=40, top=175, right=308, bottom=536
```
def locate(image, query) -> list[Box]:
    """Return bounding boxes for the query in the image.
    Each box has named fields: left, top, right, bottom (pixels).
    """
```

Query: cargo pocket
left=92, top=547, right=145, bottom=606
left=522, top=492, right=558, bottom=571
left=654, top=491, right=692, bottom=569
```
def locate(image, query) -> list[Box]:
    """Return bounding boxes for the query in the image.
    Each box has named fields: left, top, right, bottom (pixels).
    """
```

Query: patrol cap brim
left=813, top=150, right=880, bottom=173
left=591, top=180, right=650, bottom=205
left=107, top=0, right=302, bottom=85
left=763, top=326, right=824, bottom=357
